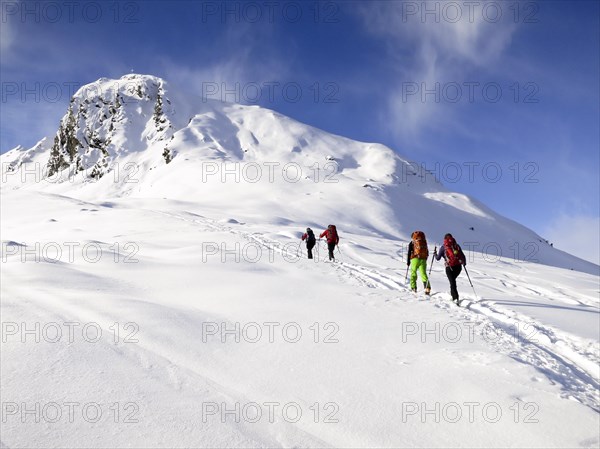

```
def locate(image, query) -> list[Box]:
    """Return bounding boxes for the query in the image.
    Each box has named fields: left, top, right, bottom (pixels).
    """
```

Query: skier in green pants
left=406, top=230, right=431, bottom=295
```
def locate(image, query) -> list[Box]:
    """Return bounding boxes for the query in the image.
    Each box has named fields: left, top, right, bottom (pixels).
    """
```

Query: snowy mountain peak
left=9, top=74, right=414, bottom=188
left=45, top=74, right=176, bottom=179
left=1, top=74, right=597, bottom=275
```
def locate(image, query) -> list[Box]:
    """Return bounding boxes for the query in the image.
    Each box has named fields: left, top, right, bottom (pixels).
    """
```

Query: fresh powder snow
left=1, top=75, right=598, bottom=448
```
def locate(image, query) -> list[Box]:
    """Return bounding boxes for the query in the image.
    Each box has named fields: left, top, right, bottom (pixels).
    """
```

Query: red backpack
left=412, top=231, right=429, bottom=259
left=444, top=236, right=464, bottom=267
left=328, top=225, right=339, bottom=244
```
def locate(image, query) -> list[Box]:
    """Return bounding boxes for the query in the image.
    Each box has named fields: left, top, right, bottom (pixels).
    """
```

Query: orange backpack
left=412, top=231, right=429, bottom=259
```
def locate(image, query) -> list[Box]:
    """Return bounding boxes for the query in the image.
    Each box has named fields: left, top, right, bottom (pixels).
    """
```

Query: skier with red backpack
left=434, top=233, right=467, bottom=304
left=407, top=231, right=431, bottom=295
left=320, top=225, right=339, bottom=261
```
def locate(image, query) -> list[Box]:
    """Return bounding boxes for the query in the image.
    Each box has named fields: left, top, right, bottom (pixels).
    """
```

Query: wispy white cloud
left=0, top=0, right=22, bottom=63
left=1, top=14, right=15, bottom=54
left=355, top=2, right=518, bottom=143
left=156, top=23, right=292, bottom=104
left=160, top=54, right=290, bottom=103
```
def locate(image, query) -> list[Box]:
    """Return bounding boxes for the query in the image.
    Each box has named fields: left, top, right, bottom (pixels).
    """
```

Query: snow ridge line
left=152, top=209, right=600, bottom=412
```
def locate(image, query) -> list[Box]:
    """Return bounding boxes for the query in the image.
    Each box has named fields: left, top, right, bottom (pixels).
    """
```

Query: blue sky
left=1, top=0, right=599, bottom=264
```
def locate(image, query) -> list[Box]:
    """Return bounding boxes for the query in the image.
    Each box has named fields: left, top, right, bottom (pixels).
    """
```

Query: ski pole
left=318, top=239, right=327, bottom=259
left=463, top=265, right=478, bottom=300
left=426, top=246, right=436, bottom=289
left=404, top=265, right=409, bottom=283
left=428, top=247, right=436, bottom=276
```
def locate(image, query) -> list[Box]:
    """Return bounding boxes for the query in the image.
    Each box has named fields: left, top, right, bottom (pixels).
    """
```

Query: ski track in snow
left=152, top=209, right=600, bottom=414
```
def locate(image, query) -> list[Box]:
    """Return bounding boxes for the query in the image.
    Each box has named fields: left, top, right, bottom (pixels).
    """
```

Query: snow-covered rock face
left=45, top=74, right=176, bottom=179
left=1, top=74, right=598, bottom=275
left=4, top=73, right=411, bottom=189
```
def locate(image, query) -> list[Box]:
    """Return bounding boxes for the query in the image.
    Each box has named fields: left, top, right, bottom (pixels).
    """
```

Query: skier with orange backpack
left=320, top=225, right=339, bottom=261
left=434, top=233, right=467, bottom=304
left=407, top=231, right=431, bottom=295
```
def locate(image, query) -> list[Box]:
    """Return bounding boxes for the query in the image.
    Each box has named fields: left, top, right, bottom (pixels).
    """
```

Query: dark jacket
left=302, top=231, right=316, bottom=245
left=406, top=241, right=414, bottom=266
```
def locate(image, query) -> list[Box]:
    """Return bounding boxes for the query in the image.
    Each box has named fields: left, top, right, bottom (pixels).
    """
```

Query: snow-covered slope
left=2, top=74, right=596, bottom=275
left=1, top=190, right=599, bottom=448
left=1, top=75, right=598, bottom=448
